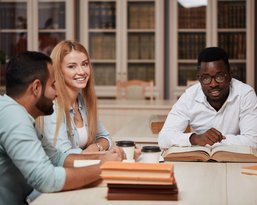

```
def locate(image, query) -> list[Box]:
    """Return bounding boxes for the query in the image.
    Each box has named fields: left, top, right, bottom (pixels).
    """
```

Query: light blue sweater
left=0, top=95, right=67, bottom=205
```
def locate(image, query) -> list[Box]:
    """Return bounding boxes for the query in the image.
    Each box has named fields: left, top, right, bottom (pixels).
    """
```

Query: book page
left=211, top=144, right=255, bottom=155
left=164, top=145, right=211, bottom=155
left=74, top=160, right=100, bottom=167
left=163, top=146, right=212, bottom=161
left=211, top=145, right=257, bottom=162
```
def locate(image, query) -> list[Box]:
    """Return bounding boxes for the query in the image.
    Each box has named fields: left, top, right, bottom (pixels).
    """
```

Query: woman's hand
left=134, top=146, right=141, bottom=160
left=81, top=144, right=99, bottom=153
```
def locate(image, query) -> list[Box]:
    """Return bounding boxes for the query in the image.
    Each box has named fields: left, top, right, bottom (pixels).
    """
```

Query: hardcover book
left=101, top=161, right=174, bottom=185
left=101, top=161, right=178, bottom=200
left=163, top=145, right=257, bottom=162
left=241, top=165, right=257, bottom=175
left=107, top=183, right=178, bottom=201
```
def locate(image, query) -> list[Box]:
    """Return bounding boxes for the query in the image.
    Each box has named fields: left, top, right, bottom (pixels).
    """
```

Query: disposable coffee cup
left=141, top=146, right=161, bottom=163
left=116, top=141, right=135, bottom=162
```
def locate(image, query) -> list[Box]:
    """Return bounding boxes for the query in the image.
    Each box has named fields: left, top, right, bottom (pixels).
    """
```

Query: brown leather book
left=107, top=183, right=178, bottom=201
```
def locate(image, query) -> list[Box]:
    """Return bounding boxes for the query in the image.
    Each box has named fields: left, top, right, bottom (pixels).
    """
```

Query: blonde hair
left=50, top=40, right=97, bottom=146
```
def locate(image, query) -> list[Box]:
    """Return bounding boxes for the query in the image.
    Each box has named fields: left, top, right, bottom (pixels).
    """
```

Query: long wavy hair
left=50, top=40, right=97, bottom=146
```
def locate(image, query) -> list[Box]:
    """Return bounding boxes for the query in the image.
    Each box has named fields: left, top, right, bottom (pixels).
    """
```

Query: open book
left=162, top=145, right=257, bottom=162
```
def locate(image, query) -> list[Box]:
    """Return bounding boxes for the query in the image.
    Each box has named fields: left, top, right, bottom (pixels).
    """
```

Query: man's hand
left=189, top=128, right=225, bottom=146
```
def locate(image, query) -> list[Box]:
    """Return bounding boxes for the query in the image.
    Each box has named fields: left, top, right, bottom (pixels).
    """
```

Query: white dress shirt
left=158, top=79, right=257, bottom=148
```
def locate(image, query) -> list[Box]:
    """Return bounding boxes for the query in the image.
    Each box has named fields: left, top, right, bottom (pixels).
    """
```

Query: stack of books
left=100, top=161, right=178, bottom=200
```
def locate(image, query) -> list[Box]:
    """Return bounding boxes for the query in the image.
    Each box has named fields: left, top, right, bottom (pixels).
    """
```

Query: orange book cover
left=100, top=161, right=175, bottom=185
left=102, top=174, right=174, bottom=182
left=100, top=161, right=173, bottom=172
left=241, top=165, right=257, bottom=175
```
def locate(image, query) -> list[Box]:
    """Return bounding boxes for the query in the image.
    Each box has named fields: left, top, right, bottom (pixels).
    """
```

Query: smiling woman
left=41, top=40, right=112, bottom=154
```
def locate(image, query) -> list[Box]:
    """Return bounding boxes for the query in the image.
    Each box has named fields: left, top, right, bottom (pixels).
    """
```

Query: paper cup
left=141, top=146, right=161, bottom=163
left=116, top=141, right=135, bottom=162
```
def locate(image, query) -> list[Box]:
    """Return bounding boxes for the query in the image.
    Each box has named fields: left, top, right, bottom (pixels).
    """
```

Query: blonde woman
left=43, top=40, right=111, bottom=154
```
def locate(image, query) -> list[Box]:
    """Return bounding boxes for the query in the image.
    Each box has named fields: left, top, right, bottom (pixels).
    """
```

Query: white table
left=98, top=99, right=174, bottom=135
left=226, top=163, right=257, bottom=205
left=31, top=162, right=257, bottom=205
left=112, top=115, right=158, bottom=146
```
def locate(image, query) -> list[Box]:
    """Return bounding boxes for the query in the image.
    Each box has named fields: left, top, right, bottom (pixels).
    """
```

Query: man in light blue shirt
left=0, top=51, right=123, bottom=205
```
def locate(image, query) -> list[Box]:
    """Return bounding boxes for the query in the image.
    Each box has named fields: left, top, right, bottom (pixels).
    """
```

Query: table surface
left=31, top=162, right=257, bottom=205
left=97, top=99, right=174, bottom=136
left=32, top=101, right=257, bottom=205
left=112, top=115, right=158, bottom=143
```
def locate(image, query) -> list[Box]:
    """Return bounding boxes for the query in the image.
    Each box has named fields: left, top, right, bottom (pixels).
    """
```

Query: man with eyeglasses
left=158, top=47, right=257, bottom=148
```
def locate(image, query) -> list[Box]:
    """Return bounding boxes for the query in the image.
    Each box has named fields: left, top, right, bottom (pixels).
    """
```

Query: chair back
left=116, top=80, right=154, bottom=100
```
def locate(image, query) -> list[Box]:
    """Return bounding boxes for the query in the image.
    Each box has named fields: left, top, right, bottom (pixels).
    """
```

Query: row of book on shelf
left=128, top=34, right=155, bottom=60
left=92, top=63, right=155, bottom=86
left=218, top=33, right=246, bottom=59
left=93, top=64, right=116, bottom=86
left=128, top=64, right=155, bottom=82
left=178, top=33, right=205, bottom=60
left=178, top=32, right=246, bottom=60
left=88, top=2, right=155, bottom=30
left=177, top=1, right=246, bottom=29
left=89, top=33, right=155, bottom=60
left=89, top=2, right=116, bottom=29
left=218, top=1, right=246, bottom=28
left=178, top=4, right=206, bottom=29
left=90, top=34, right=116, bottom=60
left=128, top=2, right=155, bottom=29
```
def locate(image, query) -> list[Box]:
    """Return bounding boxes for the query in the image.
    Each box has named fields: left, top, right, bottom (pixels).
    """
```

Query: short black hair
left=6, top=51, right=52, bottom=97
left=197, top=47, right=230, bottom=71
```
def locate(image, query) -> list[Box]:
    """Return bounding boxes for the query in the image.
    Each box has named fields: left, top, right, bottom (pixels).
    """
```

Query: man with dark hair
left=158, top=47, right=257, bottom=148
left=0, top=51, right=123, bottom=205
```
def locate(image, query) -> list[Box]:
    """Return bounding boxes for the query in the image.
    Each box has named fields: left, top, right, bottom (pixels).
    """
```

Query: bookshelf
left=80, top=0, right=164, bottom=99
left=0, top=0, right=74, bottom=90
left=169, top=0, right=255, bottom=99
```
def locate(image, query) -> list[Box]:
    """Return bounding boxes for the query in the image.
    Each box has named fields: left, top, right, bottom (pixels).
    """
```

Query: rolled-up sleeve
left=96, top=120, right=112, bottom=149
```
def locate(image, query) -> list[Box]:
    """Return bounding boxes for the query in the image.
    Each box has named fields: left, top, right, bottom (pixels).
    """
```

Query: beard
left=36, top=93, right=54, bottom=115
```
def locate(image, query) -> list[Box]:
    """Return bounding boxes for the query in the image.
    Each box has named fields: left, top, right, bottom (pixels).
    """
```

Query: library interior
left=0, top=0, right=257, bottom=205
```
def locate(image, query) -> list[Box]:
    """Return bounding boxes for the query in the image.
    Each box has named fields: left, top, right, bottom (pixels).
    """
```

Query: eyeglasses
left=199, top=73, right=227, bottom=85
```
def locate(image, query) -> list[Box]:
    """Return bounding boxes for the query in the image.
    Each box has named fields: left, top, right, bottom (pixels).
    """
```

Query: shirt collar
left=69, top=93, right=83, bottom=113
left=3, top=94, right=35, bottom=123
